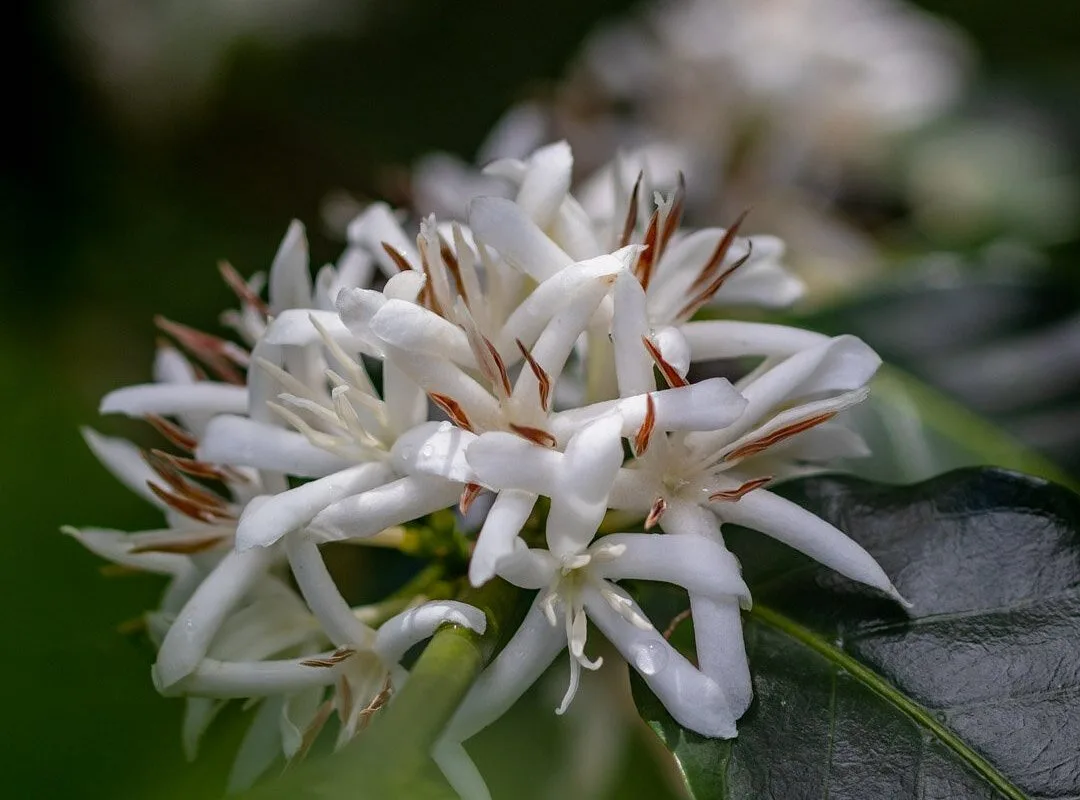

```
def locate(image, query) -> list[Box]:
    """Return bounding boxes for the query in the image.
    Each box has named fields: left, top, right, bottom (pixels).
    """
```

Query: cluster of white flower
left=69, top=142, right=903, bottom=797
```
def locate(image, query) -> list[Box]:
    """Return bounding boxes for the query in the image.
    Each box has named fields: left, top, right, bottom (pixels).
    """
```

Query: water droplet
left=631, top=639, right=669, bottom=676
left=400, top=446, right=414, bottom=461
left=421, top=444, right=434, bottom=458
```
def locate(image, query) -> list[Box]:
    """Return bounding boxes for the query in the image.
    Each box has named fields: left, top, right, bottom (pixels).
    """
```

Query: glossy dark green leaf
left=633, top=468, right=1080, bottom=800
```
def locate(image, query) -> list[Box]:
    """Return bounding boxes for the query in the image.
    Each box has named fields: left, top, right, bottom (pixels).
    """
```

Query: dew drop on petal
left=631, top=639, right=669, bottom=676
left=421, top=444, right=434, bottom=458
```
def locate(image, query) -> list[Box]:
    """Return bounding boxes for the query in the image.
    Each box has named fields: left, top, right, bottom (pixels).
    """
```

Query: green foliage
left=633, top=468, right=1080, bottom=799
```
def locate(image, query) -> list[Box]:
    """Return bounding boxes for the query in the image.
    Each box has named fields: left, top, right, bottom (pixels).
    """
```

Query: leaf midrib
left=749, top=603, right=1029, bottom=800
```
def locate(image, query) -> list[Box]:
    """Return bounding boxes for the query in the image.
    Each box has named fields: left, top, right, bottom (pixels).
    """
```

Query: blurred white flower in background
left=60, top=0, right=362, bottom=124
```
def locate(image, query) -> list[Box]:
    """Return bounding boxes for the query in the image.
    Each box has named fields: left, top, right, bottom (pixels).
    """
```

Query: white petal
left=607, top=469, right=662, bottom=514
left=309, top=475, right=462, bottom=543
left=384, top=270, right=426, bottom=302
left=80, top=427, right=166, bottom=508
left=336, top=287, right=388, bottom=335
left=347, top=202, right=418, bottom=278
left=155, top=544, right=277, bottom=688
left=465, top=433, right=561, bottom=494
left=549, top=193, right=604, bottom=261
left=716, top=243, right=804, bottom=308
left=382, top=359, right=429, bottom=438
left=716, top=488, right=903, bottom=602
left=612, top=271, right=656, bottom=397
left=235, top=463, right=396, bottom=551
left=100, top=383, right=249, bottom=417
left=688, top=594, right=753, bottom=717
left=382, top=345, right=502, bottom=433
left=681, top=320, right=829, bottom=361
left=432, top=740, right=492, bottom=800
left=497, top=255, right=621, bottom=355
left=197, top=415, right=354, bottom=478
left=391, top=421, right=478, bottom=483
left=592, top=533, right=749, bottom=602
left=162, top=655, right=340, bottom=698
left=444, top=596, right=566, bottom=743
left=154, top=345, right=198, bottom=384
left=582, top=586, right=737, bottom=738
left=621, top=378, right=746, bottom=434
left=468, top=196, right=573, bottom=282
left=263, top=308, right=379, bottom=356
left=516, top=140, right=573, bottom=230
left=369, top=300, right=475, bottom=366
left=374, top=601, right=487, bottom=665
left=182, top=696, right=224, bottom=761
left=286, top=536, right=374, bottom=646
left=470, top=490, right=537, bottom=587
left=493, top=545, right=557, bottom=590
left=652, top=325, right=690, bottom=378
left=269, top=220, right=312, bottom=313
left=227, top=696, right=285, bottom=793
left=764, top=421, right=870, bottom=462
left=62, top=525, right=190, bottom=576
left=547, top=414, right=625, bottom=558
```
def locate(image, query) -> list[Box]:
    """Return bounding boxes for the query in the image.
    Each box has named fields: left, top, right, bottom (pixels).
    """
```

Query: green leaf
left=633, top=468, right=1080, bottom=799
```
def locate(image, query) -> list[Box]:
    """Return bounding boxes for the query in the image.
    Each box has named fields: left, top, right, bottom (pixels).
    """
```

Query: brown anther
left=439, top=235, right=469, bottom=306
left=634, top=394, right=657, bottom=456
left=416, top=237, right=447, bottom=318
left=146, top=482, right=235, bottom=524
left=662, top=608, right=692, bottom=641
left=300, top=647, right=357, bottom=669
left=618, top=171, right=644, bottom=249
left=290, top=699, right=335, bottom=765
left=100, top=564, right=142, bottom=578
left=117, top=616, right=149, bottom=636
left=357, top=676, right=394, bottom=731
left=218, top=260, right=270, bottom=317
left=642, top=336, right=688, bottom=388
left=674, top=242, right=754, bottom=322
left=155, top=316, right=248, bottom=385
left=459, top=483, right=484, bottom=516
left=129, top=533, right=228, bottom=555
left=145, top=415, right=198, bottom=452
left=633, top=208, right=661, bottom=292
left=515, top=338, right=552, bottom=412
left=144, top=450, right=229, bottom=510
left=150, top=449, right=228, bottom=483
left=484, top=336, right=512, bottom=398
left=336, top=675, right=354, bottom=728
left=508, top=423, right=558, bottom=449
left=657, top=172, right=686, bottom=261
left=380, top=241, right=416, bottom=273
left=723, top=412, right=837, bottom=463
left=645, top=496, right=668, bottom=530
left=429, top=392, right=474, bottom=432
left=689, top=208, right=750, bottom=292
left=709, top=476, right=773, bottom=502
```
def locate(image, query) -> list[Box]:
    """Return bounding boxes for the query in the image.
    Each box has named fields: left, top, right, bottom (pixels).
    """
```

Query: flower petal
left=465, top=432, right=562, bottom=494
left=374, top=601, right=487, bottom=665
left=492, top=544, right=556, bottom=590
left=612, top=271, right=656, bottom=397
left=155, top=544, right=277, bottom=688
left=268, top=220, right=312, bottom=313
left=369, top=299, right=475, bottom=366
left=100, top=383, right=249, bottom=417
left=286, top=536, right=374, bottom=647
left=80, top=427, right=167, bottom=508
left=470, top=490, right=537, bottom=587
left=468, top=196, right=573, bottom=282
left=582, top=586, right=737, bottom=738
left=227, top=695, right=285, bottom=793
left=161, top=655, right=340, bottom=698
left=347, top=202, right=419, bottom=278
left=547, top=414, right=625, bottom=558
left=515, top=140, right=573, bottom=231
left=592, top=533, right=749, bottom=602
left=432, top=740, right=492, bottom=800
left=391, top=421, right=478, bottom=483
left=309, top=475, right=462, bottom=543
left=444, top=596, right=566, bottom=743
left=715, top=487, right=904, bottom=602
left=680, top=320, right=829, bottom=361
left=197, top=415, right=354, bottom=478
left=235, top=463, right=396, bottom=551
left=62, top=525, right=191, bottom=576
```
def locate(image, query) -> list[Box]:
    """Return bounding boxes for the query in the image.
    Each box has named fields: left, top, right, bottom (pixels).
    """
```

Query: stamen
left=459, top=482, right=484, bottom=515
left=633, top=393, right=657, bottom=456
left=657, top=172, right=686, bottom=260
left=632, top=209, right=661, bottom=292
left=618, top=171, right=644, bottom=249
left=155, top=316, right=249, bottom=384
left=149, top=449, right=229, bottom=483
left=429, top=392, right=474, bottom=433
left=128, top=533, right=228, bottom=555
left=689, top=208, right=750, bottom=292
left=644, top=496, right=667, bottom=530
left=709, top=476, right=773, bottom=502
left=675, top=241, right=754, bottom=321
left=217, top=260, right=270, bottom=317
left=145, top=414, right=198, bottom=452
left=146, top=482, right=235, bottom=524
left=300, top=647, right=357, bottom=668
left=723, top=412, right=837, bottom=462
left=356, top=675, right=393, bottom=731
left=380, top=241, right=416, bottom=273
left=144, top=450, right=230, bottom=509
left=642, top=336, right=688, bottom=388
left=508, top=423, right=558, bottom=449
left=438, top=235, right=469, bottom=306
left=601, top=584, right=653, bottom=630
left=515, top=338, right=552, bottom=412
left=590, top=542, right=627, bottom=561
left=459, top=307, right=512, bottom=399
left=290, top=699, right=335, bottom=765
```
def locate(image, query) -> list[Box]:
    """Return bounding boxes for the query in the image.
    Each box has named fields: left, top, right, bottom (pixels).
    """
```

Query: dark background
left=3, top=1, right=1078, bottom=796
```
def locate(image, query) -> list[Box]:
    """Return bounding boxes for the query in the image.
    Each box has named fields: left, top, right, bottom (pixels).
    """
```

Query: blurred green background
left=4, top=1, right=1079, bottom=797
